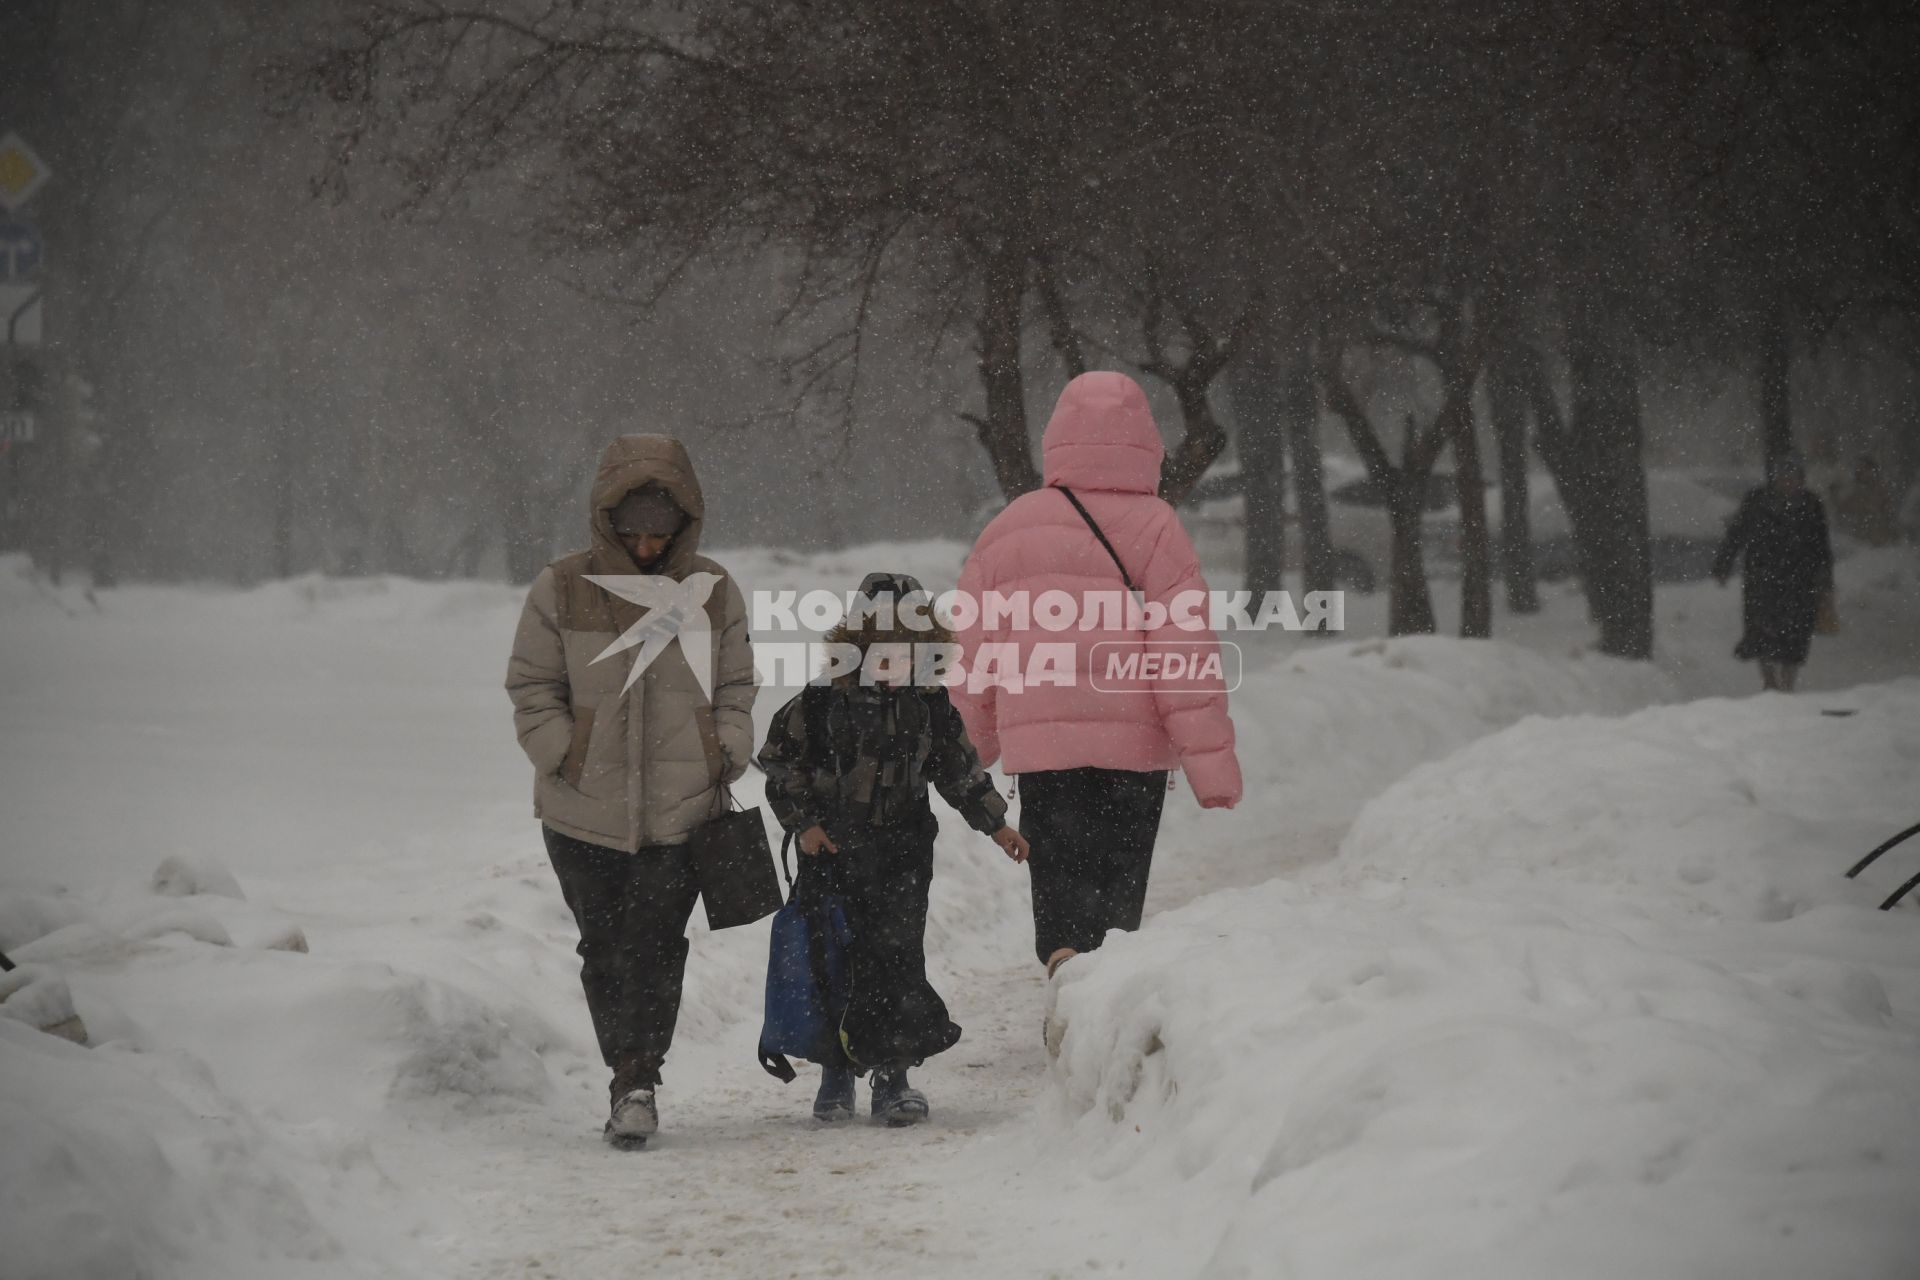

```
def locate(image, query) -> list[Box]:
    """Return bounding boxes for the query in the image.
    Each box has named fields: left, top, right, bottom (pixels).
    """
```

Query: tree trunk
left=1488, top=356, right=1540, bottom=613
left=1224, top=347, right=1287, bottom=598
left=1288, top=335, right=1335, bottom=598
left=1520, top=344, right=1594, bottom=595
left=1159, top=386, right=1229, bottom=504
left=1561, top=293, right=1653, bottom=660
left=1758, top=294, right=1794, bottom=472
left=974, top=243, right=1040, bottom=499
left=1387, top=467, right=1437, bottom=636
left=1035, top=257, right=1086, bottom=379
left=1451, top=386, right=1493, bottom=639
left=1319, top=339, right=1420, bottom=617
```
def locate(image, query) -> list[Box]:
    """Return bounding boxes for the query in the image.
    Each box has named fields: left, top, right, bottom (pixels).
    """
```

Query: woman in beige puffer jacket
left=505, top=434, right=755, bottom=1147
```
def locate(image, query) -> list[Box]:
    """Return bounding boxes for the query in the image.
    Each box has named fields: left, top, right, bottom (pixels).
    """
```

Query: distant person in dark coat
left=1712, top=451, right=1835, bottom=692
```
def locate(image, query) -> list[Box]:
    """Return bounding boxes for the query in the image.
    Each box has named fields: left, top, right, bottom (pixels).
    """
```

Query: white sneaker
left=1043, top=1003, right=1068, bottom=1060
left=604, top=1088, right=659, bottom=1147
left=1042, top=950, right=1078, bottom=1058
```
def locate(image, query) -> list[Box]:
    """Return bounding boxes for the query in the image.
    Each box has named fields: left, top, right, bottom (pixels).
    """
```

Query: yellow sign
left=0, top=133, right=51, bottom=212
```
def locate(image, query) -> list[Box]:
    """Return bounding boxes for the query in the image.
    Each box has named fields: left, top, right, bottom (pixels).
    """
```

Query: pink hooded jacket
left=953, top=372, right=1243, bottom=807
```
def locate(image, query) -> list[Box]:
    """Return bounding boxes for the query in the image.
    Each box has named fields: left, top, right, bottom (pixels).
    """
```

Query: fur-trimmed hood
left=820, top=571, right=953, bottom=683
left=586, top=434, right=706, bottom=580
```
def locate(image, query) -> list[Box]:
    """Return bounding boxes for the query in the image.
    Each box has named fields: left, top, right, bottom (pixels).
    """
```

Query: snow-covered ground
left=1, top=543, right=1916, bottom=1278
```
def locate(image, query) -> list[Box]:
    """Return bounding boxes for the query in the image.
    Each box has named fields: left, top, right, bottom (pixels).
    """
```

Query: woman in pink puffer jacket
left=954, top=371, right=1242, bottom=976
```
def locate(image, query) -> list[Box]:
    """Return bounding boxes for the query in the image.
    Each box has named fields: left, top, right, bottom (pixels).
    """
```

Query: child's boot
left=870, top=1066, right=930, bottom=1127
left=813, top=1063, right=858, bottom=1122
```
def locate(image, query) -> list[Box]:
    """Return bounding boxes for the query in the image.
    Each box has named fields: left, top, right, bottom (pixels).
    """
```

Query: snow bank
left=0, top=888, right=86, bottom=952
left=0, top=1020, right=343, bottom=1280
left=1340, top=679, right=1920, bottom=920
left=0, top=873, right=564, bottom=1277
left=1047, top=682, right=1920, bottom=1278
left=6, top=868, right=311, bottom=965
left=1834, top=544, right=1920, bottom=633
left=1166, top=635, right=1675, bottom=876
left=0, top=964, right=83, bottom=1040
left=151, top=856, right=246, bottom=900
left=1247, top=636, right=1672, bottom=810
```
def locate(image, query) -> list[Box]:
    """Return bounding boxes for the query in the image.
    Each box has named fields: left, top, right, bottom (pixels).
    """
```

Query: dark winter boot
left=870, top=1067, right=929, bottom=1127
left=812, top=1064, right=858, bottom=1122
left=605, top=1087, right=658, bottom=1149
left=604, top=1058, right=659, bottom=1149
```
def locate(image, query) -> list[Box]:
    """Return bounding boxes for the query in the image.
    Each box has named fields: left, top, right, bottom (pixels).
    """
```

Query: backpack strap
left=759, top=1043, right=798, bottom=1082
left=1058, top=486, right=1142, bottom=599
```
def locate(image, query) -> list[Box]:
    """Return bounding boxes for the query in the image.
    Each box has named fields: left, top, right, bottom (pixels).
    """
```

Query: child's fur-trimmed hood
left=820, top=572, right=953, bottom=684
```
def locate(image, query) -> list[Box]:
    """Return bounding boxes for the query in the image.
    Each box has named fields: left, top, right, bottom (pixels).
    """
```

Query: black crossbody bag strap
left=1058, top=486, right=1141, bottom=599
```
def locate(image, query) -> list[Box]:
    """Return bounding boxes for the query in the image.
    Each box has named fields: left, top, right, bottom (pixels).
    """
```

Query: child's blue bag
left=757, top=832, right=852, bottom=1082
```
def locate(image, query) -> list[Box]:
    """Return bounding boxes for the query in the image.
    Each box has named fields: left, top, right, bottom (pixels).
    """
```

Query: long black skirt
left=798, top=813, right=960, bottom=1071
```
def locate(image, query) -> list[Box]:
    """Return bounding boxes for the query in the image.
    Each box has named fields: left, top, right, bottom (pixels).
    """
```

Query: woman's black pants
left=544, top=826, right=700, bottom=1096
left=1018, top=766, right=1168, bottom=966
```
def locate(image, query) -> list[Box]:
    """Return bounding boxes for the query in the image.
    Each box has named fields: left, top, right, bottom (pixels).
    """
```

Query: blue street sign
left=0, top=219, right=43, bottom=285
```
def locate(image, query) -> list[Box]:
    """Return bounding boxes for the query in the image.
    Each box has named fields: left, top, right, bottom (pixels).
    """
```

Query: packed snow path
left=384, top=819, right=1345, bottom=1279
left=4, top=546, right=1917, bottom=1278
left=432, top=965, right=1078, bottom=1278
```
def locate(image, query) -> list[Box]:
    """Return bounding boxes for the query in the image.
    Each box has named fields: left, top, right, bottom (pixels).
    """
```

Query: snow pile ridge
left=0, top=1020, right=345, bottom=1280
left=1045, top=681, right=1920, bottom=1278
left=1337, top=678, right=1920, bottom=919
left=1206, top=635, right=1676, bottom=849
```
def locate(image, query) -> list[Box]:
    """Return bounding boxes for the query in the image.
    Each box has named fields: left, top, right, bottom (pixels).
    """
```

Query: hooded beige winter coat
left=506, top=436, right=756, bottom=851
